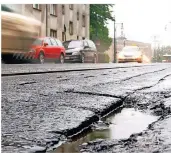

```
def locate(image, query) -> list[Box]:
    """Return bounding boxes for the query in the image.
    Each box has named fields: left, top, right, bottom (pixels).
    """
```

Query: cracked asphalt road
left=2, top=63, right=171, bottom=153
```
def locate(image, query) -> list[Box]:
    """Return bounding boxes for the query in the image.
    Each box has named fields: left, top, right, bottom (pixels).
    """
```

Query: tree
left=90, top=4, right=115, bottom=52
left=153, top=46, right=171, bottom=62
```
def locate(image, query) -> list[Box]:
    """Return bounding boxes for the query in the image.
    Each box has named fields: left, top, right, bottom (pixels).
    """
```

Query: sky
left=107, top=0, right=171, bottom=46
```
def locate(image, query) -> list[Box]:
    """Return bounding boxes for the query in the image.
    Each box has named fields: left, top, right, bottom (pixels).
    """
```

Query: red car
left=27, top=37, right=65, bottom=64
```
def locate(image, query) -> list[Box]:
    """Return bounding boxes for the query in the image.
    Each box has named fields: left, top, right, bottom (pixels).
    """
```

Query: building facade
left=6, top=4, right=90, bottom=42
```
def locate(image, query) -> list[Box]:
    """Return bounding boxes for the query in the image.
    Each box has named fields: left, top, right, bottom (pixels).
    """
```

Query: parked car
left=162, top=54, right=171, bottom=63
left=63, top=39, right=97, bottom=63
left=118, top=46, right=143, bottom=63
left=28, top=37, right=65, bottom=64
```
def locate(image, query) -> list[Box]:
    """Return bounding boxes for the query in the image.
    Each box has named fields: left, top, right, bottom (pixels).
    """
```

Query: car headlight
left=72, top=51, right=80, bottom=55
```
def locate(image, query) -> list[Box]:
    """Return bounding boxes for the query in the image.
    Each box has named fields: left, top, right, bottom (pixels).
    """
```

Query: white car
left=118, top=46, right=143, bottom=63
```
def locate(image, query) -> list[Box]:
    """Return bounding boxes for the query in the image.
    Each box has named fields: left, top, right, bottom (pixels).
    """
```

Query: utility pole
left=113, top=20, right=125, bottom=63
left=113, top=17, right=117, bottom=63
left=46, top=4, right=48, bottom=36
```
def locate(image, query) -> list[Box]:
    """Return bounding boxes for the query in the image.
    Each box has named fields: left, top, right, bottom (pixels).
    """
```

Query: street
left=1, top=63, right=171, bottom=153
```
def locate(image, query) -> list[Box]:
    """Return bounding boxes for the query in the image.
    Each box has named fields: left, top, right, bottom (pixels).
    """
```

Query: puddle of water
left=50, top=108, right=157, bottom=153
left=106, top=108, right=157, bottom=139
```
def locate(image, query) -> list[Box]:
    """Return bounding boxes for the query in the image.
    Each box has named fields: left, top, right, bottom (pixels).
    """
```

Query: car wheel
left=39, top=52, right=45, bottom=64
left=59, top=54, right=65, bottom=64
left=81, top=54, right=85, bottom=63
left=93, top=55, right=97, bottom=63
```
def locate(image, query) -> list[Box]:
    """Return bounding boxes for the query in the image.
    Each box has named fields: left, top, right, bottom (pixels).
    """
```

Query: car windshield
left=63, top=41, right=70, bottom=49
left=122, top=47, right=139, bottom=52
left=67, top=41, right=83, bottom=49
left=163, top=56, right=171, bottom=60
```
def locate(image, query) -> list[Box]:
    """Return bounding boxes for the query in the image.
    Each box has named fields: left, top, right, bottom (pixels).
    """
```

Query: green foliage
left=90, top=4, right=114, bottom=52
left=153, top=46, right=171, bottom=62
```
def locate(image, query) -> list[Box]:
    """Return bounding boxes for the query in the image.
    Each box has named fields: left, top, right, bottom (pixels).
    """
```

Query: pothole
left=104, top=108, right=158, bottom=139
left=50, top=108, right=158, bottom=153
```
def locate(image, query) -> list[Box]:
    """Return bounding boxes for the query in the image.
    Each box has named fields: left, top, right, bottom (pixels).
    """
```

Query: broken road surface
left=2, top=63, right=171, bottom=153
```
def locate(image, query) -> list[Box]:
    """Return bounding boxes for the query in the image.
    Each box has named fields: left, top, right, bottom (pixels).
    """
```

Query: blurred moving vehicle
left=1, top=4, right=41, bottom=63
left=30, top=37, right=65, bottom=64
left=63, top=39, right=97, bottom=63
left=118, top=46, right=143, bottom=63
left=162, top=54, right=171, bottom=63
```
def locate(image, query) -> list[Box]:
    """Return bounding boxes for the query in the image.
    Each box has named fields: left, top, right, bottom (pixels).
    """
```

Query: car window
left=63, top=41, right=70, bottom=49
left=55, top=39, right=63, bottom=47
left=50, top=38, right=58, bottom=46
left=67, top=41, right=83, bottom=49
left=44, top=38, right=52, bottom=46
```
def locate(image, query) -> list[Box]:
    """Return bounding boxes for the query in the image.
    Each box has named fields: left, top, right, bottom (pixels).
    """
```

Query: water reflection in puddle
left=106, top=108, right=158, bottom=139
left=51, top=108, right=158, bottom=153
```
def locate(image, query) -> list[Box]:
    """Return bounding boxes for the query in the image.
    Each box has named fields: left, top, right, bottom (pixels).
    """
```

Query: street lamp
left=113, top=16, right=117, bottom=63
left=113, top=20, right=124, bottom=63
left=165, top=22, right=171, bottom=31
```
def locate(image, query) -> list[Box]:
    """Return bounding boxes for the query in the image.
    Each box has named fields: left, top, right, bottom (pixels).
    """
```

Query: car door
left=49, top=38, right=59, bottom=59
left=55, top=39, right=65, bottom=56
left=90, top=40, right=97, bottom=60
left=42, top=38, right=53, bottom=59
left=87, top=40, right=95, bottom=61
left=83, top=40, right=91, bottom=61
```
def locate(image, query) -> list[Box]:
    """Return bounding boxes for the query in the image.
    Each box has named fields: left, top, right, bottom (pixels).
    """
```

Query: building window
left=69, top=21, right=73, bottom=35
left=50, top=29, right=57, bottom=38
left=33, top=4, right=40, bottom=10
left=77, top=36, right=79, bottom=40
left=50, top=4, right=57, bottom=16
left=62, top=5, right=65, bottom=15
left=62, top=32, right=65, bottom=41
left=82, top=15, right=86, bottom=27
left=69, top=4, right=74, bottom=10
left=77, top=12, right=79, bottom=20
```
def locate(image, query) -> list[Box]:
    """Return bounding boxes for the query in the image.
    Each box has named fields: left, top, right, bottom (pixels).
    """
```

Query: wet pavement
left=2, top=63, right=156, bottom=76
left=104, top=108, right=158, bottom=140
left=1, top=63, right=171, bottom=153
left=52, top=108, right=157, bottom=153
